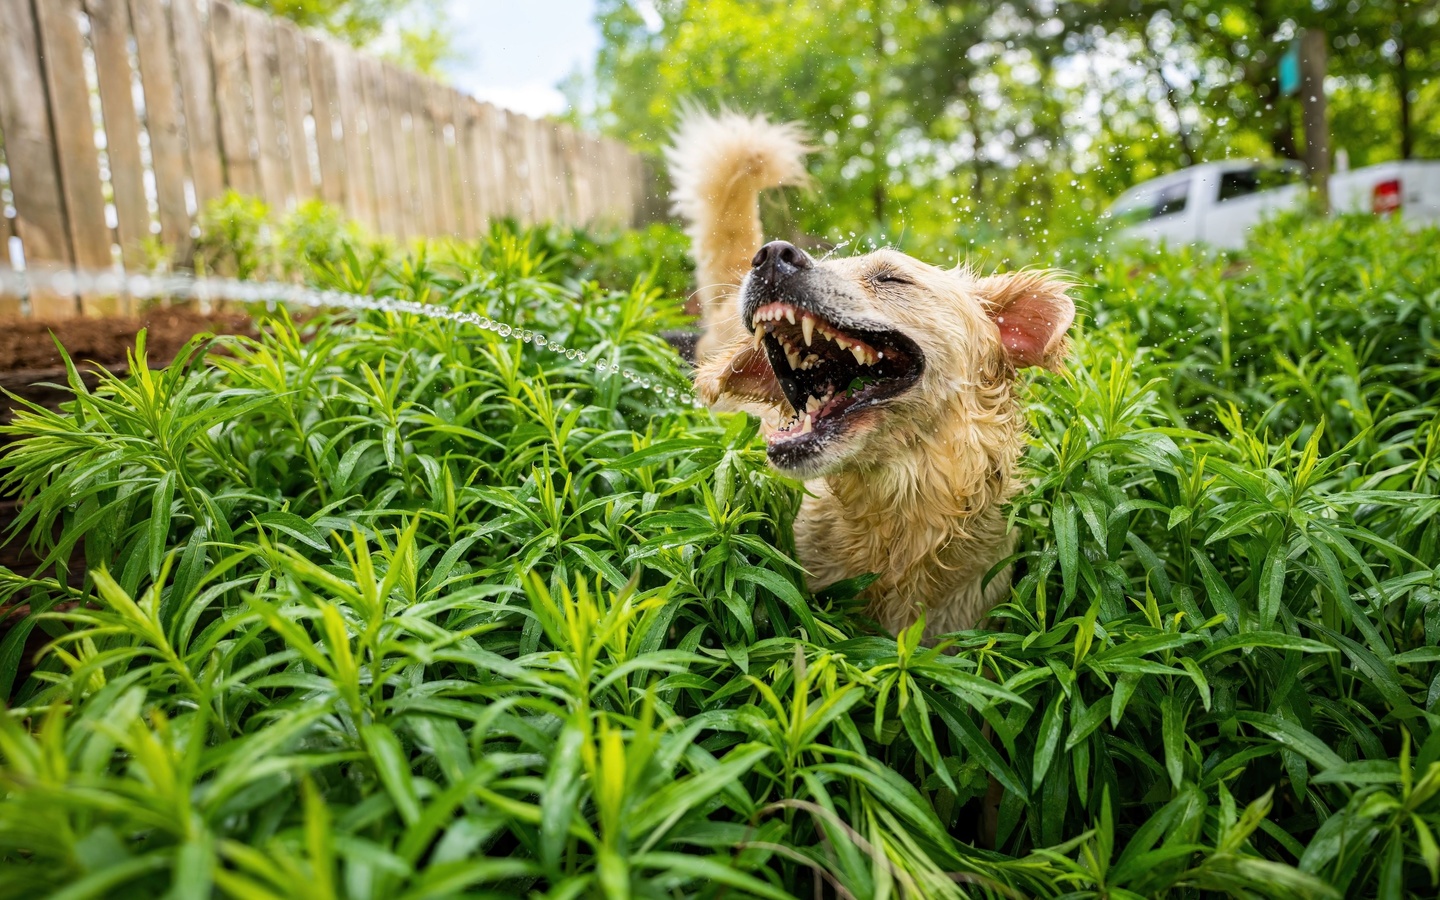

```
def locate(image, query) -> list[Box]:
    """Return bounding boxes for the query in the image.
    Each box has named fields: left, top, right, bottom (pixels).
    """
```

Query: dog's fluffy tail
left=666, top=109, right=809, bottom=363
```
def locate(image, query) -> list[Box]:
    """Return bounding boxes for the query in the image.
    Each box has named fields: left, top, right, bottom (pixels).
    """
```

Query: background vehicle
left=1107, top=159, right=1440, bottom=248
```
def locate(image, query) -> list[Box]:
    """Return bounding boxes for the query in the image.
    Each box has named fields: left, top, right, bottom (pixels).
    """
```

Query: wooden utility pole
left=1299, top=28, right=1330, bottom=213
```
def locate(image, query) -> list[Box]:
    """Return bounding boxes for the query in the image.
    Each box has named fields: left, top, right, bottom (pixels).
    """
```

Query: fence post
left=306, top=34, right=346, bottom=211
left=35, top=0, right=114, bottom=314
left=241, top=6, right=293, bottom=210
left=0, top=0, right=76, bottom=316
left=86, top=0, right=150, bottom=295
left=170, top=0, right=224, bottom=209
left=209, top=0, right=257, bottom=198
left=129, top=0, right=193, bottom=258
left=275, top=20, right=315, bottom=204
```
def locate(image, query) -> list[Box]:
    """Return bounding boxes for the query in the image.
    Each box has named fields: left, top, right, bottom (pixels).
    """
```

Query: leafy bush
left=191, top=191, right=693, bottom=303
left=1, top=216, right=1438, bottom=898
left=193, top=190, right=275, bottom=279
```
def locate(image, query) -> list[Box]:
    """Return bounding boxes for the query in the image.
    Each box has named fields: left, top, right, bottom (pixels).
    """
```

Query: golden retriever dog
left=668, top=110, right=1076, bottom=638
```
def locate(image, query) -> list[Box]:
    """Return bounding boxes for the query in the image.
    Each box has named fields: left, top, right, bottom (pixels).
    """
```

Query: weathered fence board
left=305, top=35, right=345, bottom=210
left=275, top=20, right=314, bottom=204
left=405, top=72, right=438, bottom=238
left=0, top=0, right=648, bottom=319
left=0, top=123, right=18, bottom=316
left=241, top=7, right=291, bottom=209
left=209, top=0, right=257, bottom=197
left=169, top=0, right=223, bottom=208
left=86, top=0, right=149, bottom=280
left=328, top=48, right=375, bottom=229
left=450, top=92, right=479, bottom=237
left=35, top=0, right=115, bottom=314
left=359, top=58, right=399, bottom=238
left=129, top=0, right=191, bottom=255
left=0, top=0, right=75, bottom=317
left=430, top=85, right=457, bottom=238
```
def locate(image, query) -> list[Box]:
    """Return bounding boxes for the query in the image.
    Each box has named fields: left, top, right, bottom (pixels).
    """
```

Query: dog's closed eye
left=870, top=270, right=912, bottom=287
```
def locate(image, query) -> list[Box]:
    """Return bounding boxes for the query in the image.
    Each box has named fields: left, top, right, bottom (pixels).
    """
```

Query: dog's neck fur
left=794, top=380, right=1026, bottom=635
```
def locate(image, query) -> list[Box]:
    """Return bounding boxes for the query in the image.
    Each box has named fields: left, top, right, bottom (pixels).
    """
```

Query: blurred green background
left=250, top=0, right=1439, bottom=267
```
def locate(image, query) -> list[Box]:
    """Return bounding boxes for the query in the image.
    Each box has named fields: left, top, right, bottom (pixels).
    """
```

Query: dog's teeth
left=805, top=395, right=821, bottom=414
left=834, top=335, right=850, bottom=350
left=801, top=315, right=815, bottom=346
left=851, top=345, right=868, bottom=365
left=786, top=346, right=802, bottom=370
left=802, top=353, right=819, bottom=369
left=784, top=307, right=796, bottom=325
left=799, top=413, right=814, bottom=434
left=752, top=329, right=764, bottom=350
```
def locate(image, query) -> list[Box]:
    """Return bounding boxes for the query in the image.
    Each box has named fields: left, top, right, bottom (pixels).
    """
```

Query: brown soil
left=0, top=308, right=257, bottom=371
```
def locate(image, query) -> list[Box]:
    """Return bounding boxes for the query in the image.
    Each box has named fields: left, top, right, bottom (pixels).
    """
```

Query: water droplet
left=534, top=334, right=547, bottom=347
left=498, top=324, right=512, bottom=337
left=565, top=349, right=578, bottom=360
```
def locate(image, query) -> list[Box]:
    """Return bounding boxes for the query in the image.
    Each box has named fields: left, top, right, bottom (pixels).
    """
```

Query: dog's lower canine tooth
left=786, top=347, right=802, bottom=369
left=801, top=316, right=815, bottom=346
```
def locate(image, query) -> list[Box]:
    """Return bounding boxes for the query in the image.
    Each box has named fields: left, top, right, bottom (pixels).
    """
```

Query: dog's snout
left=751, top=241, right=812, bottom=281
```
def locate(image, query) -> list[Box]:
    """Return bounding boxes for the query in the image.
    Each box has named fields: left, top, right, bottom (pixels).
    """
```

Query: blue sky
left=439, top=0, right=601, bottom=117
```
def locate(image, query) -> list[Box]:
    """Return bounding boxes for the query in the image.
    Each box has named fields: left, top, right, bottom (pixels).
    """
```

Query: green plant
left=276, top=199, right=362, bottom=279
left=0, top=217, right=1437, bottom=898
left=193, top=191, right=274, bottom=279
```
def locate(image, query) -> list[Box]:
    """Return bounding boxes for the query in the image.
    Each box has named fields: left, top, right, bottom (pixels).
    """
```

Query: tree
left=242, top=0, right=452, bottom=77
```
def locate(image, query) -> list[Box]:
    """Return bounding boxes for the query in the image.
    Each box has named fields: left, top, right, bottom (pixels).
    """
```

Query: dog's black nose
left=751, top=241, right=812, bottom=280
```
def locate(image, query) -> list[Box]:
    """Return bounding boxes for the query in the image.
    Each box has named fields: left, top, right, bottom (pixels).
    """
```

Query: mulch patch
left=0, top=307, right=257, bottom=372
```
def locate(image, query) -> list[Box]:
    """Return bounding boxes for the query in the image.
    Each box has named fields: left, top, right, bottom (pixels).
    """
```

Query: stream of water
left=0, top=266, right=701, bottom=409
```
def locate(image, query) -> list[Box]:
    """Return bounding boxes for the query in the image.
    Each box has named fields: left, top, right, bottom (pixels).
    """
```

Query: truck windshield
left=1153, top=181, right=1188, bottom=217
left=1218, top=165, right=1303, bottom=202
left=1109, top=180, right=1188, bottom=224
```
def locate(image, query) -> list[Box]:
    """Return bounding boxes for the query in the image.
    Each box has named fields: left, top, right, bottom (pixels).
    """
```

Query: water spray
left=0, top=266, right=703, bottom=410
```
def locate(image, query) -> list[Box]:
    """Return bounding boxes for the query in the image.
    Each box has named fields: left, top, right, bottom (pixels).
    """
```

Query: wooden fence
left=0, top=0, right=649, bottom=318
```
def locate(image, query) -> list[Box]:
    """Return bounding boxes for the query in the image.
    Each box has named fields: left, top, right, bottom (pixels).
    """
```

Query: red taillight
left=1373, top=179, right=1402, bottom=215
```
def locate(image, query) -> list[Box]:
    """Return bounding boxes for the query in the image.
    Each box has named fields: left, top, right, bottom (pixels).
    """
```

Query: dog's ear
left=976, top=271, right=1075, bottom=372
left=695, top=335, right=785, bottom=408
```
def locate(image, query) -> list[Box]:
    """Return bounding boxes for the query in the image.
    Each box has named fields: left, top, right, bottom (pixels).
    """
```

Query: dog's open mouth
left=750, top=300, right=923, bottom=451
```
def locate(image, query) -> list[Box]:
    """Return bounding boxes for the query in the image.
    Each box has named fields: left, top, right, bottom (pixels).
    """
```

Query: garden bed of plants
left=0, top=215, right=1437, bottom=898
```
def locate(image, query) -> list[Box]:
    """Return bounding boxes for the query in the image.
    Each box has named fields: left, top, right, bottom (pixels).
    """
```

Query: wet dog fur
left=669, top=110, right=1075, bottom=638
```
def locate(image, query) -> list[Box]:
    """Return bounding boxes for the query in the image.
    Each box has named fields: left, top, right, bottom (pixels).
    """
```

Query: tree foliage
left=583, top=0, right=1440, bottom=247
left=242, top=0, right=452, bottom=76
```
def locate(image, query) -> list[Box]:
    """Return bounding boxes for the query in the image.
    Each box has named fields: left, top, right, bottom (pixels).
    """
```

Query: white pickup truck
left=1105, top=159, right=1440, bottom=249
